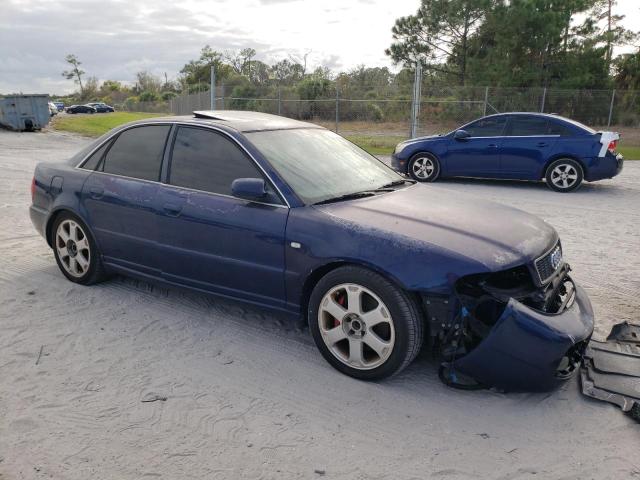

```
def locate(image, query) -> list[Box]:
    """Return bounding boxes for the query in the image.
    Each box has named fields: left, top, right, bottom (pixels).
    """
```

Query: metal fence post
left=278, top=87, right=282, bottom=116
left=335, top=88, right=339, bottom=134
left=483, top=86, right=489, bottom=116
left=410, top=61, right=422, bottom=138
left=220, top=82, right=225, bottom=110
left=540, top=87, right=547, bottom=113
left=210, top=65, right=216, bottom=110
left=607, top=89, right=616, bottom=127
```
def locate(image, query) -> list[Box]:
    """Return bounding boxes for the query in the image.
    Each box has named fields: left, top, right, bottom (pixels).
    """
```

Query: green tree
left=135, top=71, right=162, bottom=93
left=62, top=54, right=85, bottom=95
left=386, top=0, right=494, bottom=85
left=271, top=59, right=305, bottom=85
left=614, top=49, right=640, bottom=90
left=139, top=91, right=160, bottom=102
left=465, top=0, right=608, bottom=88
left=588, top=0, right=637, bottom=71
left=178, top=45, right=233, bottom=91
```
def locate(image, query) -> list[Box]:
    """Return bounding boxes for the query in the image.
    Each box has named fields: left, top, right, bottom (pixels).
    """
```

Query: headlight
left=394, top=143, right=405, bottom=155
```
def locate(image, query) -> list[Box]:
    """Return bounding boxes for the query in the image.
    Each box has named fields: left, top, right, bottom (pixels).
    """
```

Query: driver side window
left=465, top=117, right=507, bottom=137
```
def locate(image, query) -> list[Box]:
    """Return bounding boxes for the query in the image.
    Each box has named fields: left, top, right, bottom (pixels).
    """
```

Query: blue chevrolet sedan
left=30, top=111, right=594, bottom=390
left=392, top=113, right=624, bottom=192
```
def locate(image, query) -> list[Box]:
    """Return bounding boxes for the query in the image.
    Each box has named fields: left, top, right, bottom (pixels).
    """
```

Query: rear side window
left=80, top=140, right=110, bottom=170
left=465, top=117, right=506, bottom=137
left=547, top=121, right=573, bottom=136
left=101, top=125, right=170, bottom=181
left=507, top=116, right=549, bottom=136
left=169, top=126, right=273, bottom=199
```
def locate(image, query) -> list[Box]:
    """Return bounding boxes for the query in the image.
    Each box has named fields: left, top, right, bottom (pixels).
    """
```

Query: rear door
left=156, top=126, right=289, bottom=308
left=499, top=116, right=559, bottom=179
left=445, top=116, right=506, bottom=177
left=81, top=124, right=171, bottom=275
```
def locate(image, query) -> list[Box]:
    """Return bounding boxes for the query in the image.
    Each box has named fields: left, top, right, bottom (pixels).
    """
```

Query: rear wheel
left=408, top=153, right=440, bottom=182
left=308, top=266, right=423, bottom=380
left=52, top=213, right=107, bottom=285
left=545, top=158, right=583, bottom=192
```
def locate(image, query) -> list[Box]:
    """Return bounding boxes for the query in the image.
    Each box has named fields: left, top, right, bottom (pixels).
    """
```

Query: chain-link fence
left=167, top=80, right=640, bottom=144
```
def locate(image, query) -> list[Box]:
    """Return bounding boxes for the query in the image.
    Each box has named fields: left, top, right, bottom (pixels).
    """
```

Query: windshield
left=246, top=128, right=403, bottom=204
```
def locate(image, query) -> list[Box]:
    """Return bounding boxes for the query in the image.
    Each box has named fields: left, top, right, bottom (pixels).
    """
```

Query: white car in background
left=48, top=102, right=58, bottom=117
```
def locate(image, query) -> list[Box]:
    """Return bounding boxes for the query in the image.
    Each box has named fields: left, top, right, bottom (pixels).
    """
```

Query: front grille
left=535, top=243, right=563, bottom=284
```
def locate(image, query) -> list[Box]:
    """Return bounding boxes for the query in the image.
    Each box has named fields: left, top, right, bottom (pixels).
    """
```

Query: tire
left=308, top=266, right=423, bottom=380
left=52, top=212, right=107, bottom=285
left=545, top=158, right=583, bottom=192
left=408, top=153, right=440, bottom=182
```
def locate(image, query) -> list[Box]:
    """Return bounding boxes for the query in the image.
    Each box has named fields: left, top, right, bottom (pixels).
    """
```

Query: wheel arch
left=409, top=150, right=439, bottom=165
left=299, top=260, right=424, bottom=322
left=541, top=154, right=586, bottom=180
left=45, top=207, right=93, bottom=248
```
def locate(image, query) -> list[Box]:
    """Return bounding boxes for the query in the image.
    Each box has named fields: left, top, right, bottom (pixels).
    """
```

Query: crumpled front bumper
left=453, top=281, right=594, bottom=391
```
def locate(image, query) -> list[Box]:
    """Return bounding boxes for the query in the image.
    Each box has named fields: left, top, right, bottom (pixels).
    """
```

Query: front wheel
left=52, top=213, right=107, bottom=285
left=308, top=266, right=423, bottom=380
left=545, top=158, right=583, bottom=192
left=408, top=153, right=440, bottom=182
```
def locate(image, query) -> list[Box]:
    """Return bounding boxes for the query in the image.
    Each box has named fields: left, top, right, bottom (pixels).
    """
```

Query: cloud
left=0, top=0, right=420, bottom=94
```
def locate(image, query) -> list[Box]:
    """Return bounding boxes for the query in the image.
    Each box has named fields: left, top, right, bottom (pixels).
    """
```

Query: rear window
left=547, top=121, right=574, bottom=136
left=101, top=125, right=170, bottom=181
left=80, top=140, right=111, bottom=170
left=507, top=116, right=549, bottom=136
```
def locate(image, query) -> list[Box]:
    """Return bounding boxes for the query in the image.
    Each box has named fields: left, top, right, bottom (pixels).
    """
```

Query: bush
left=139, top=91, right=160, bottom=102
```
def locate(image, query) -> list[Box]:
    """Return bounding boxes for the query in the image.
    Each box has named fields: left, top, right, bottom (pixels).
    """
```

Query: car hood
left=396, top=134, right=443, bottom=151
left=314, top=184, right=557, bottom=271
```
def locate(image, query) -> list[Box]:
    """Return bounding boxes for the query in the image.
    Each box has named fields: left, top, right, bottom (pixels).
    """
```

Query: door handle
left=163, top=202, right=183, bottom=216
left=537, top=142, right=548, bottom=147
left=487, top=144, right=499, bottom=148
left=89, top=186, right=103, bottom=199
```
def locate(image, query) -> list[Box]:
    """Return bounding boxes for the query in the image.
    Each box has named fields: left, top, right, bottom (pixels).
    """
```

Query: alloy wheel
left=55, top=219, right=91, bottom=278
left=317, top=283, right=395, bottom=370
left=550, top=164, right=579, bottom=189
left=411, top=157, right=435, bottom=180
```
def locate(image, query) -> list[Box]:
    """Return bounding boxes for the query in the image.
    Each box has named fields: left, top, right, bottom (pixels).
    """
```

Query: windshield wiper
left=313, top=191, right=378, bottom=205
left=377, top=179, right=416, bottom=189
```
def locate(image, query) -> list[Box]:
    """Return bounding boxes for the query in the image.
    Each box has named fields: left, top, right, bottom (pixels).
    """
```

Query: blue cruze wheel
left=545, top=158, right=583, bottom=192
left=408, top=153, right=440, bottom=182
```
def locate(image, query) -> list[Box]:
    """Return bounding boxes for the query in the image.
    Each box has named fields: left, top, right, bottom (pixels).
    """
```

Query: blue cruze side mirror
left=454, top=129, right=471, bottom=140
left=231, top=178, right=267, bottom=201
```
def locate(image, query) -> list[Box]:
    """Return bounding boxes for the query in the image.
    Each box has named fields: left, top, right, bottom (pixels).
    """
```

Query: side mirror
left=231, top=178, right=267, bottom=201
left=453, top=129, right=471, bottom=140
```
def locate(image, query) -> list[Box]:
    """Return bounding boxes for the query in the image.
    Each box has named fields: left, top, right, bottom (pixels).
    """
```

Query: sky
left=0, top=0, right=638, bottom=95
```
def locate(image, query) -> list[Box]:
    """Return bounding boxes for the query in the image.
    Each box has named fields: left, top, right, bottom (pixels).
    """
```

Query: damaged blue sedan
left=29, top=111, right=594, bottom=391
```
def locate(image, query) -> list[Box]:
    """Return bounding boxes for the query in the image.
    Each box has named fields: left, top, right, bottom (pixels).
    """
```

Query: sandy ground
left=0, top=129, right=639, bottom=480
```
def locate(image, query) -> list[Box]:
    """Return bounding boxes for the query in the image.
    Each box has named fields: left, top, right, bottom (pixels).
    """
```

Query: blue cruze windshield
left=246, top=128, right=403, bottom=205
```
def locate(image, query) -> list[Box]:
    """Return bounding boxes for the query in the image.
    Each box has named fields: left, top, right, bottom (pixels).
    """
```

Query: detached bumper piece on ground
left=581, top=322, right=640, bottom=423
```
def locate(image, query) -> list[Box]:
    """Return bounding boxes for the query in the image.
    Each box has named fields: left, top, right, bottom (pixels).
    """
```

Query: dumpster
left=0, top=94, right=51, bottom=131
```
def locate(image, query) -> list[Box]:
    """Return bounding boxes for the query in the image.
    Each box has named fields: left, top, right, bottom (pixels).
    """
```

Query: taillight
left=608, top=140, right=617, bottom=153
left=31, top=176, right=36, bottom=202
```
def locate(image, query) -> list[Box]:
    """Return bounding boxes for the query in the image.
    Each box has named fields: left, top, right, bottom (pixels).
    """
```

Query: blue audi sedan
left=392, top=113, right=623, bottom=192
left=30, top=111, right=594, bottom=390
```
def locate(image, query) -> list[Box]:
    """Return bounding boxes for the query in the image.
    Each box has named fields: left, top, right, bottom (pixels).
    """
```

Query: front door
left=156, top=126, right=289, bottom=308
left=445, top=116, right=507, bottom=177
